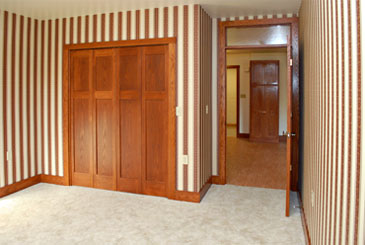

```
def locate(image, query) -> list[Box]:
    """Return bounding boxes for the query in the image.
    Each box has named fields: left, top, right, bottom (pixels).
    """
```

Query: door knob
left=286, top=132, right=296, bottom=138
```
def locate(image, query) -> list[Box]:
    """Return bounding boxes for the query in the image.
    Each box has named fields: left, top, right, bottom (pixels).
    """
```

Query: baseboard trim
left=40, top=175, right=67, bottom=185
left=173, top=177, right=213, bottom=203
left=0, top=174, right=67, bottom=198
left=0, top=175, right=41, bottom=198
left=212, top=175, right=225, bottom=185
left=298, top=192, right=311, bottom=245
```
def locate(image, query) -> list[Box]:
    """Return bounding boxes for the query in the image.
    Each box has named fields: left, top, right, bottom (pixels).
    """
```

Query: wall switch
left=182, top=155, right=189, bottom=165
left=311, top=190, right=315, bottom=207
left=176, top=107, right=182, bottom=117
left=205, top=105, right=209, bottom=114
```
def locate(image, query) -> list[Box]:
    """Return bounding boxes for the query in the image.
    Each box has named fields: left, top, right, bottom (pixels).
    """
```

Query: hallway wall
left=300, top=0, right=364, bottom=244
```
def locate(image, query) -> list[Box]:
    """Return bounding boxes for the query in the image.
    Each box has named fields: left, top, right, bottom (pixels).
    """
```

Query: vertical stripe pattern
left=300, top=0, right=363, bottom=244
left=0, top=6, right=202, bottom=193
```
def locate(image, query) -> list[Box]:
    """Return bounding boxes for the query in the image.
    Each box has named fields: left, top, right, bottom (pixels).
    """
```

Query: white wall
left=226, top=68, right=237, bottom=125
left=226, top=51, right=288, bottom=135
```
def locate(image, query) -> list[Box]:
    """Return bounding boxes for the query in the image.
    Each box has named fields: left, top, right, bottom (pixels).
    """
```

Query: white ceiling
left=0, top=0, right=302, bottom=19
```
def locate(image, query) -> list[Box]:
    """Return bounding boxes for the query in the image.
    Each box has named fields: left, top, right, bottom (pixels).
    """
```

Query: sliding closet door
left=141, top=46, right=168, bottom=196
left=93, top=49, right=117, bottom=190
left=70, top=50, right=94, bottom=187
left=117, top=47, right=142, bottom=193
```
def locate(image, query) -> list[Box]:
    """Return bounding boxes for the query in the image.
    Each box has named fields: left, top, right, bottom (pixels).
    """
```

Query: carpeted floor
left=227, top=136, right=287, bottom=190
left=0, top=183, right=305, bottom=244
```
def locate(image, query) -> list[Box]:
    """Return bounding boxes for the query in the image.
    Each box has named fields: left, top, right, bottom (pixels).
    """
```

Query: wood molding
left=217, top=17, right=299, bottom=190
left=298, top=192, right=311, bottom=245
left=40, top=175, right=67, bottom=185
left=0, top=175, right=41, bottom=198
left=173, top=177, right=212, bottom=203
left=212, top=175, right=225, bottom=185
left=63, top=38, right=177, bottom=199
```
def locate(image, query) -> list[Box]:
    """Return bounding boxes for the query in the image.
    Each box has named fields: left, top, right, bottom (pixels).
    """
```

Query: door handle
left=286, top=132, right=296, bottom=138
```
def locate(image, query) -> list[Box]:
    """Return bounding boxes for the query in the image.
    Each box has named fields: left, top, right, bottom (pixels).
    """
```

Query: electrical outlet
left=311, top=190, right=315, bottom=207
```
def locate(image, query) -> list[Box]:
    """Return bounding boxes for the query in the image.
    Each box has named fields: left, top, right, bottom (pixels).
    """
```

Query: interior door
left=141, top=45, right=168, bottom=197
left=117, top=47, right=142, bottom=193
left=285, top=35, right=293, bottom=217
left=250, top=61, right=280, bottom=143
left=93, top=48, right=117, bottom=190
left=70, top=50, right=94, bottom=187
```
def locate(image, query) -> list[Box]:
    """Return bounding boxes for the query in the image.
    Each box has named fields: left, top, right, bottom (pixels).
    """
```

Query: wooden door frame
left=249, top=60, right=280, bottom=143
left=214, top=18, right=299, bottom=190
left=62, top=38, right=177, bottom=199
left=226, top=65, right=244, bottom=138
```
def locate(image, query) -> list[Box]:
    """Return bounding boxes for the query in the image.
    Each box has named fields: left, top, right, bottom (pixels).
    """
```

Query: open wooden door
left=285, top=35, right=293, bottom=217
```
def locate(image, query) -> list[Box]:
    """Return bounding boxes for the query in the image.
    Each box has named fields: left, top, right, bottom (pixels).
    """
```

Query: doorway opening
left=226, top=49, right=287, bottom=190
left=215, top=18, right=299, bottom=216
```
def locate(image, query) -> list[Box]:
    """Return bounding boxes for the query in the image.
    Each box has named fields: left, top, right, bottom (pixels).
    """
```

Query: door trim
left=226, top=65, right=243, bottom=138
left=214, top=18, right=299, bottom=189
left=62, top=38, right=177, bottom=199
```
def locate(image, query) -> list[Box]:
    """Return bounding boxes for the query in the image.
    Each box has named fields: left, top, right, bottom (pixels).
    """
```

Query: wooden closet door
left=70, top=50, right=94, bottom=187
left=141, top=45, right=168, bottom=197
left=117, top=47, right=142, bottom=193
left=250, top=61, right=279, bottom=143
left=93, top=49, right=117, bottom=190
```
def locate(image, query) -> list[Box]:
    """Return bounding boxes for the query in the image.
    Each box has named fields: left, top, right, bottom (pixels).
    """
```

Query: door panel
left=142, top=45, right=168, bottom=197
left=73, top=99, right=92, bottom=174
left=96, top=100, right=114, bottom=177
left=70, top=50, right=93, bottom=187
left=250, top=61, right=279, bottom=143
left=93, top=49, right=116, bottom=190
left=145, top=100, right=167, bottom=182
left=117, top=47, right=142, bottom=193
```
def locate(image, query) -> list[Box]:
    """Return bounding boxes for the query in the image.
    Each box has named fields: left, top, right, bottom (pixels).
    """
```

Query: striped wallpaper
left=300, top=0, right=364, bottom=244
left=0, top=5, right=209, bottom=193
left=199, top=8, right=212, bottom=190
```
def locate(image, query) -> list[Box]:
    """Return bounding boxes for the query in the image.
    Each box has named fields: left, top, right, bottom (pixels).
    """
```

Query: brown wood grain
left=63, top=38, right=176, bottom=199
left=0, top=175, right=41, bottom=198
left=249, top=61, right=280, bottom=143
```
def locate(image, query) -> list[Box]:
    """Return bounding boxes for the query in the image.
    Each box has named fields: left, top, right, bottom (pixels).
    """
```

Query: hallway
left=226, top=128, right=286, bottom=189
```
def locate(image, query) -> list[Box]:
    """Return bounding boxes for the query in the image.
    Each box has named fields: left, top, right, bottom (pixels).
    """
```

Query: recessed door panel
left=73, top=99, right=92, bottom=174
left=95, top=55, right=113, bottom=91
left=96, top=100, right=114, bottom=177
left=93, top=49, right=116, bottom=190
left=142, top=45, right=168, bottom=197
left=70, top=50, right=93, bottom=187
left=117, top=47, right=142, bottom=193
left=145, top=100, right=167, bottom=182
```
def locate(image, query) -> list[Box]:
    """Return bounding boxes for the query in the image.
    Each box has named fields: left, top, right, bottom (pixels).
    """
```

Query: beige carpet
left=0, top=184, right=305, bottom=244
